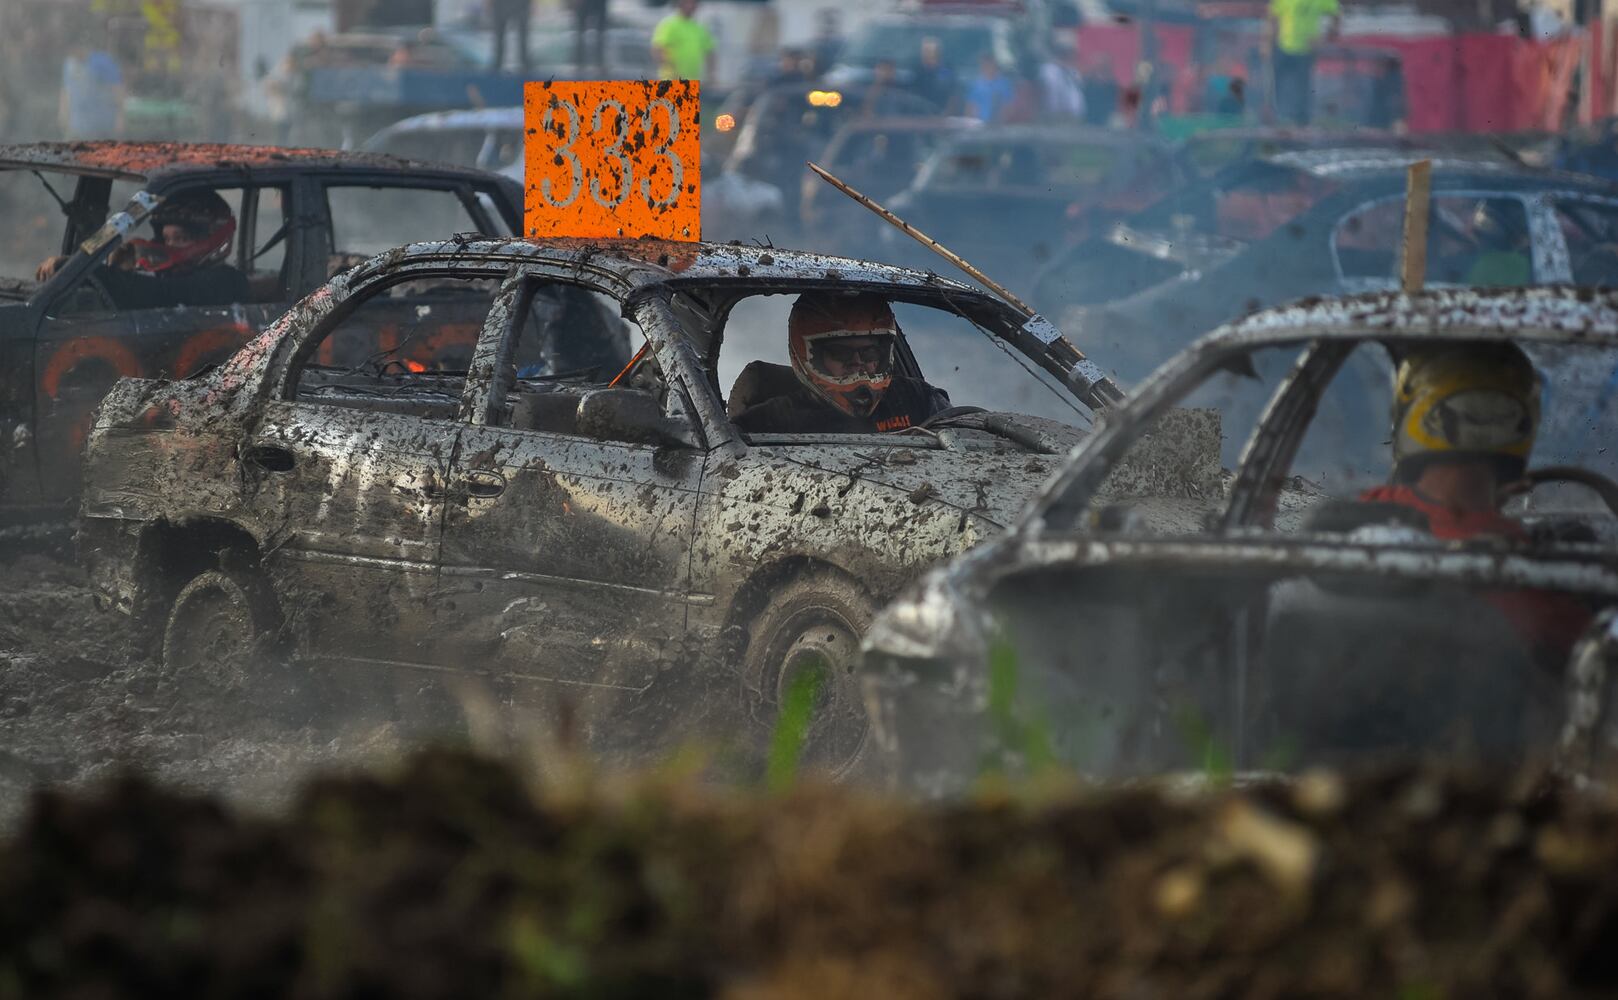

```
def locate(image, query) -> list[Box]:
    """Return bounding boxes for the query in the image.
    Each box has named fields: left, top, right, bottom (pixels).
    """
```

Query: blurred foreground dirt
left=5, top=749, right=1618, bottom=998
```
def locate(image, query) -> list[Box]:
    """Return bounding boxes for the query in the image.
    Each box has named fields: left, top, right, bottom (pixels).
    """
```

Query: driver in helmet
left=35, top=188, right=249, bottom=309
left=1358, top=343, right=1589, bottom=659
left=728, top=292, right=950, bottom=434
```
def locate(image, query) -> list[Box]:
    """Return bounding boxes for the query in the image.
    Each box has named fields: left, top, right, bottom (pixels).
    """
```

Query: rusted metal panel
left=0, top=141, right=502, bottom=184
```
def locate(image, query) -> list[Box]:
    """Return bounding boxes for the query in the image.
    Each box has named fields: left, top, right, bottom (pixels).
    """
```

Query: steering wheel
left=1505, top=466, right=1618, bottom=519
left=915, top=405, right=989, bottom=430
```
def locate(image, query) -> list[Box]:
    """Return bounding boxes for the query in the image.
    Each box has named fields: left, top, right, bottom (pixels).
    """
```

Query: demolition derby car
left=1032, top=151, right=1618, bottom=382
left=863, top=287, right=1618, bottom=792
left=79, top=240, right=1122, bottom=775
left=0, top=141, right=523, bottom=520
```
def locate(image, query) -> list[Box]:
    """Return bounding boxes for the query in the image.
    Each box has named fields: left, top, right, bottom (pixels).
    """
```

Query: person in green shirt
left=1268, top=0, right=1340, bottom=124
left=653, top=0, right=715, bottom=81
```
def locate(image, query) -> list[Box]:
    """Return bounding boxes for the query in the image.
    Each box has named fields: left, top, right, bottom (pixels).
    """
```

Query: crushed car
left=0, top=141, right=528, bottom=523
left=78, top=239, right=1131, bottom=777
left=1032, top=149, right=1618, bottom=382
left=862, top=287, right=1618, bottom=795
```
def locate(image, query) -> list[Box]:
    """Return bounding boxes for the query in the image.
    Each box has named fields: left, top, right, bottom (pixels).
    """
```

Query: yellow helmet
left=1392, top=343, right=1540, bottom=483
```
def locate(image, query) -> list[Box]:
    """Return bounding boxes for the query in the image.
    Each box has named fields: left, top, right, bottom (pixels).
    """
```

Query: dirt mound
left=4, top=750, right=1618, bottom=999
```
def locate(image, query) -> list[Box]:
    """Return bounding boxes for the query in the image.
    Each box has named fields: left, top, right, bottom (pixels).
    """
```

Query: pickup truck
left=0, top=141, right=524, bottom=523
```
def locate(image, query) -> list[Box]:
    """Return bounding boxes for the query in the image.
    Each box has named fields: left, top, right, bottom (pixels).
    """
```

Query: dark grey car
left=79, top=239, right=1116, bottom=776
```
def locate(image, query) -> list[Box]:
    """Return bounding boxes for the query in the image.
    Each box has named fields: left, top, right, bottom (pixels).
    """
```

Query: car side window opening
left=1553, top=198, right=1618, bottom=286
left=718, top=294, right=1084, bottom=431
left=1289, top=343, right=1396, bottom=499
left=244, top=186, right=292, bottom=302
left=324, top=184, right=492, bottom=264
left=0, top=169, right=88, bottom=281
left=290, top=271, right=505, bottom=419
left=1334, top=195, right=1535, bottom=287
left=490, top=278, right=644, bottom=438
left=45, top=184, right=267, bottom=317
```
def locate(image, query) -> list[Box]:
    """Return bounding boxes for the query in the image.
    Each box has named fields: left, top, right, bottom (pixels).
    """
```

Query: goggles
left=805, top=329, right=896, bottom=377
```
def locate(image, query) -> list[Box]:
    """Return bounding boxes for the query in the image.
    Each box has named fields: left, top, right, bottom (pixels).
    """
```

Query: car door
left=241, top=264, right=513, bottom=667
left=434, top=274, right=705, bottom=727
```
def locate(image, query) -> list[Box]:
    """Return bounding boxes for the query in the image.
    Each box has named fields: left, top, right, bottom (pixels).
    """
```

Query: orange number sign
left=524, top=80, right=701, bottom=242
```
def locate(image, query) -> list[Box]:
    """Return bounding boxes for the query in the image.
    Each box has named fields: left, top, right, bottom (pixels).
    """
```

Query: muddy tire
left=743, top=570, right=877, bottom=782
left=161, top=569, right=283, bottom=707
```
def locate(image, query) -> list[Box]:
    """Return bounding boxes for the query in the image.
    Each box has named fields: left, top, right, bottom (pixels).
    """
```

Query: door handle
left=462, top=469, right=506, bottom=498
left=242, top=444, right=295, bottom=473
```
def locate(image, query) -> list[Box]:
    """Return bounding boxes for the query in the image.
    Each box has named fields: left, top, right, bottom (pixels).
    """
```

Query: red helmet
left=788, top=292, right=897, bottom=418
left=129, top=189, right=236, bottom=274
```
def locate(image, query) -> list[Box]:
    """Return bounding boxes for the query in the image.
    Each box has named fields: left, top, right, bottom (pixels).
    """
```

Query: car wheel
left=161, top=568, right=282, bottom=702
left=743, top=570, right=877, bottom=782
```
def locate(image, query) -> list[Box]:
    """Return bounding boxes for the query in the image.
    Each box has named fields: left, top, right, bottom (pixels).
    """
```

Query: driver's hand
left=108, top=244, right=136, bottom=270
left=34, top=255, right=67, bottom=282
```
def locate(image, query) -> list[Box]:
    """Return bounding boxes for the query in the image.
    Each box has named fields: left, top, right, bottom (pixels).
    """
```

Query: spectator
left=574, top=0, right=608, bottom=72
left=1038, top=35, right=1087, bottom=120
left=964, top=53, right=1016, bottom=123
left=810, top=9, right=845, bottom=78
left=913, top=36, right=957, bottom=111
left=860, top=59, right=902, bottom=117
left=1269, top=0, right=1340, bottom=125
left=1082, top=54, right=1120, bottom=126
left=489, top=0, right=532, bottom=74
left=59, top=41, right=124, bottom=140
left=652, top=0, right=715, bottom=81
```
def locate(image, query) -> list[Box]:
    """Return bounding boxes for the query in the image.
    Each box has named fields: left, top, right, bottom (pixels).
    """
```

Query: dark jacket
left=728, top=360, right=950, bottom=434
left=99, top=264, right=250, bottom=311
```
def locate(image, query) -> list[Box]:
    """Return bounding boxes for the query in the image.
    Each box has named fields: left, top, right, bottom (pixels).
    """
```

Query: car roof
left=367, top=107, right=525, bottom=138
left=0, top=141, right=505, bottom=185
left=1202, top=286, right=1618, bottom=350
left=1262, top=147, right=1576, bottom=181
left=940, top=124, right=1164, bottom=148
left=363, top=237, right=992, bottom=298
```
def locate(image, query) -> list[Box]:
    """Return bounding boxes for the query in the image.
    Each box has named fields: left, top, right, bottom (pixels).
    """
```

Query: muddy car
left=78, top=240, right=1122, bottom=775
left=1032, top=150, right=1618, bottom=383
left=863, top=287, right=1618, bottom=793
left=0, top=141, right=525, bottom=523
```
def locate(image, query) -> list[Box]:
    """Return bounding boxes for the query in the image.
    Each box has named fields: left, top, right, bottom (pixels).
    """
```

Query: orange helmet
left=788, top=292, right=898, bottom=418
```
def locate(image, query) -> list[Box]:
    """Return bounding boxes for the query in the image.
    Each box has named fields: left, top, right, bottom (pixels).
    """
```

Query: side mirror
left=576, top=389, right=697, bottom=449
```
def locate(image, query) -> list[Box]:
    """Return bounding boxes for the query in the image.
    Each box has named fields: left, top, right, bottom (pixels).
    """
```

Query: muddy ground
left=0, top=548, right=420, bottom=825
left=9, top=551, right=1618, bottom=996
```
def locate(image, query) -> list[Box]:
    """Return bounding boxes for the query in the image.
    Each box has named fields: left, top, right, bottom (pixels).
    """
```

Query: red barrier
left=1076, top=24, right=1588, bottom=132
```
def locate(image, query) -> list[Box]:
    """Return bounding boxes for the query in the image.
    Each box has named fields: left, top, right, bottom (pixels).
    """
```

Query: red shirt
left=1358, top=484, right=1592, bottom=664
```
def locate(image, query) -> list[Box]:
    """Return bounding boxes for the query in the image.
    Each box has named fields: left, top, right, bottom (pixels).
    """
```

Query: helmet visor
left=804, top=330, right=896, bottom=382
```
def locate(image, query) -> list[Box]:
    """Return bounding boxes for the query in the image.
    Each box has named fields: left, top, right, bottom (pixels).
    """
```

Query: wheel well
left=719, top=556, right=870, bottom=663
left=135, top=518, right=265, bottom=617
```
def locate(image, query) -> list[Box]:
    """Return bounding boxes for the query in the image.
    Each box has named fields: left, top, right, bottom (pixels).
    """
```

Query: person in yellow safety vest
left=652, top=0, right=715, bottom=81
left=1268, top=0, right=1340, bottom=124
